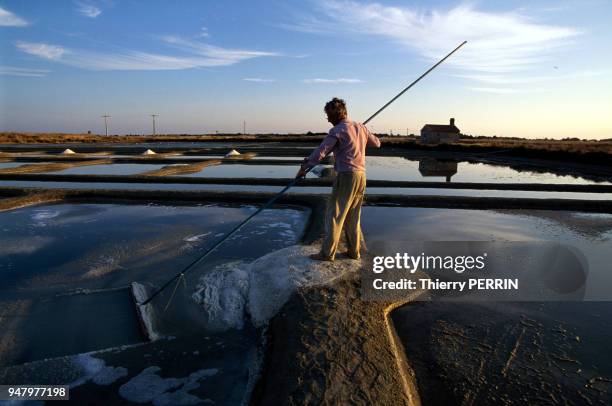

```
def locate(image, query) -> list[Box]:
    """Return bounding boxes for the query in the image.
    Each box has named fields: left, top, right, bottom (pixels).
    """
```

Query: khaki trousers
left=321, top=171, right=366, bottom=259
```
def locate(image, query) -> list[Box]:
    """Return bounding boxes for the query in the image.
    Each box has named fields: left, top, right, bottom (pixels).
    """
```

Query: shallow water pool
left=0, top=162, right=26, bottom=170
left=54, top=163, right=168, bottom=175
left=360, top=207, right=612, bottom=403
left=0, top=202, right=308, bottom=366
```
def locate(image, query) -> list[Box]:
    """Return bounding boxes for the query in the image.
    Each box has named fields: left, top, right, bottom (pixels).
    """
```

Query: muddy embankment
left=251, top=257, right=423, bottom=405
left=2, top=186, right=612, bottom=215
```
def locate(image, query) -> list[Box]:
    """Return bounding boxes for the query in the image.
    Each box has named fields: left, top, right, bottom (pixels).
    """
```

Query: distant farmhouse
left=420, top=118, right=460, bottom=144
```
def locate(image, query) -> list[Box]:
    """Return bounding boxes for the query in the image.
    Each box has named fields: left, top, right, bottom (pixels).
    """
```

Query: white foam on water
left=225, top=149, right=241, bottom=157
left=192, top=245, right=359, bottom=330
left=118, top=366, right=217, bottom=405
left=70, top=354, right=128, bottom=388
left=131, top=282, right=161, bottom=341
left=93, top=365, right=129, bottom=386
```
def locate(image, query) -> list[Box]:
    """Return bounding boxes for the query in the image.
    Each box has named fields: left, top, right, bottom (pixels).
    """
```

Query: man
left=296, top=97, right=381, bottom=261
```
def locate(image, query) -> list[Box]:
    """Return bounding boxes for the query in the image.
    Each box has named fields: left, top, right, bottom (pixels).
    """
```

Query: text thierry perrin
left=371, top=253, right=518, bottom=291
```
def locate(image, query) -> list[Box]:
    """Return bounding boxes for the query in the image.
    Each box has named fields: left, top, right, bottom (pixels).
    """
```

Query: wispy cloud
left=243, top=78, right=276, bottom=82
left=14, top=37, right=278, bottom=71
left=0, top=6, right=28, bottom=26
left=455, top=70, right=608, bottom=85
left=303, top=78, right=363, bottom=84
left=467, top=87, right=546, bottom=94
left=159, top=36, right=279, bottom=61
left=76, top=2, right=102, bottom=18
left=288, top=1, right=581, bottom=93
left=0, top=66, right=50, bottom=77
left=196, top=26, right=210, bottom=38
left=15, top=41, right=65, bottom=60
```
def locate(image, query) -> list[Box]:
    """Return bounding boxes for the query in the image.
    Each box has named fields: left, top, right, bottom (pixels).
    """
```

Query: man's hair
left=324, top=97, right=347, bottom=120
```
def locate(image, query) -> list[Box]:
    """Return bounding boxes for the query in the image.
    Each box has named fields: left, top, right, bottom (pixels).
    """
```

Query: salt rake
left=138, top=40, right=468, bottom=308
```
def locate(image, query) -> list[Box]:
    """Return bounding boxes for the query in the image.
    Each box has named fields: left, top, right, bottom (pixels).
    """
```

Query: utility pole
left=243, top=120, right=246, bottom=135
left=151, top=114, right=158, bottom=136
left=101, top=115, right=110, bottom=136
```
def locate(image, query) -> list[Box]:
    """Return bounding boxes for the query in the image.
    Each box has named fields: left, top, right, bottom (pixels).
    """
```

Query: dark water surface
left=361, top=207, right=612, bottom=404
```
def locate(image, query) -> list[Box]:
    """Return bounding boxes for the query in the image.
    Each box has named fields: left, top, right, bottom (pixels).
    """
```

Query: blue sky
left=1, top=0, right=611, bottom=139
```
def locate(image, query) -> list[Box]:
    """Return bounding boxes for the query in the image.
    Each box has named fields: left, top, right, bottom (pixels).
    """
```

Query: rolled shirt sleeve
left=365, top=126, right=381, bottom=148
left=305, top=132, right=338, bottom=168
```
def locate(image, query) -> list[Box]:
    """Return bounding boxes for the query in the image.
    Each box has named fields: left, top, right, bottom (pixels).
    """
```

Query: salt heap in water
left=142, top=149, right=156, bottom=155
left=62, top=148, right=76, bottom=154
left=224, top=149, right=241, bottom=157
left=192, top=244, right=360, bottom=331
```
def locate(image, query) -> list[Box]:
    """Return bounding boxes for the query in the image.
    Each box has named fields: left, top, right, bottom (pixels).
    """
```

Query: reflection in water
left=418, top=158, right=458, bottom=182
left=365, top=156, right=611, bottom=185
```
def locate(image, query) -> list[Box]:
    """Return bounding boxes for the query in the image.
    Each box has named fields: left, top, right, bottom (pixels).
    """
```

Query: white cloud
left=289, top=1, right=581, bottom=92
left=243, top=78, right=276, bottom=82
left=0, top=66, right=50, bottom=77
left=303, top=78, right=363, bottom=84
left=76, top=2, right=102, bottom=18
left=15, top=41, right=65, bottom=60
left=0, top=6, right=28, bottom=26
left=196, top=26, right=210, bottom=38
left=14, top=37, right=278, bottom=71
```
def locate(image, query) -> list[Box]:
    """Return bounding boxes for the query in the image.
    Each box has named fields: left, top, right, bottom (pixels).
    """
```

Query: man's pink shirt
left=306, top=118, right=381, bottom=173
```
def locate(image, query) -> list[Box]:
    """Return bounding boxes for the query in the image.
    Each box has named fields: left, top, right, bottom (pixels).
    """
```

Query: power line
left=151, top=114, right=158, bottom=136
left=101, top=115, right=111, bottom=136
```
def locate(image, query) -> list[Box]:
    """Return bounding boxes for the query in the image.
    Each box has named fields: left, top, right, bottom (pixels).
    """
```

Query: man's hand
left=295, top=158, right=309, bottom=179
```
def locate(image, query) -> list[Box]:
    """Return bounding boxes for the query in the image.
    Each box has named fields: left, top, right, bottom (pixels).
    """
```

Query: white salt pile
left=131, top=282, right=161, bottom=340
left=142, top=149, right=157, bottom=155
left=70, top=354, right=128, bottom=388
left=62, top=148, right=76, bottom=154
left=119, top=366, right=217, bottom=405
left=224, top=149, right=241, bottom=157
left=192, top=244, right=360, bottom=331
